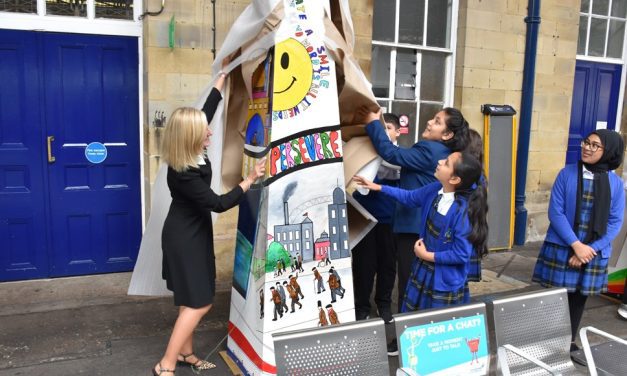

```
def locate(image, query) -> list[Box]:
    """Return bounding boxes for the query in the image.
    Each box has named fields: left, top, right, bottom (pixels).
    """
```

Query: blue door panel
left=0, top=30, right=50, bottom=281
left=0, top=30, right=141, bottom=281
left=43, top=33, right=141, bottom=277
left=567, top=61, right=622, bottom=164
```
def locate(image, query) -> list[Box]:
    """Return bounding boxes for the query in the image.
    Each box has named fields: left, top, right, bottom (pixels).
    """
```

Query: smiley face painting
left=272, top=38, right=313, bottom=111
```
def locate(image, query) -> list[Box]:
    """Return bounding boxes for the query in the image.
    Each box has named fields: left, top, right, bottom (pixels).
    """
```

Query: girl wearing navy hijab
left=533, top=129, right=625, bottom=351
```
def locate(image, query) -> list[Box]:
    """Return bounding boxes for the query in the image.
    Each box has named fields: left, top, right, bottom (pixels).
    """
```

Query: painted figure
left=317, top=300, right=328, bottom=326
left=312, top=267, right=326, bottom=294
left=289, top=273, right=304, bottom=299
left=326, top=303, right=339, bottom=325
left=270, top=286, right=283, bottom=321
left=284, top=280, right=302, bottom=312
left=276, top=281, right=289, bottom=313
left=328, top=270, right=345, bottom=303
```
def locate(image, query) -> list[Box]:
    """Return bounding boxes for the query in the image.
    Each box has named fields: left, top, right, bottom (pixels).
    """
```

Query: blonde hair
left=161, top=107, right=208, bottom=172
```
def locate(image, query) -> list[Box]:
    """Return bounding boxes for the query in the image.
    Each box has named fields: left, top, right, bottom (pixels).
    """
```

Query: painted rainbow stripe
left=607, top=268, right=626, bottom=294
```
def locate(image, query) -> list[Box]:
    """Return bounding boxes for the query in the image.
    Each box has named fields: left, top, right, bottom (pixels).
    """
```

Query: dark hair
left=465, top=128, right=484, bottom=164
left=383, top=113, right=401, bottom=130
left=453, top=152, right=488, bottom=257
left=442, top=107, right=470, bottom=152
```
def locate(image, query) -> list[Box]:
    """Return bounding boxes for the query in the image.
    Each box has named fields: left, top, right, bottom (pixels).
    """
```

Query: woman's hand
left=413, top=239, right=435, bottom=262
left=356, top=105, right=382, bottom=124
left=240, top=158, right=266, bottom=192
left=571, top=241, right=596, bottom=263
left=352, top=175, right=382, bottom=191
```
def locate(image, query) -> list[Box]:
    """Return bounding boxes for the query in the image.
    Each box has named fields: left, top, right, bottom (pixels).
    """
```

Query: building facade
left=2, top=0, right=627, bottom=283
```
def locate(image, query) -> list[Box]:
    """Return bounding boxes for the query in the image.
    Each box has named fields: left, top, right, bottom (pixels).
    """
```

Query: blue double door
left=567, top=60, right=622, bottom=164
left=0, top=30, right=142, bottom=281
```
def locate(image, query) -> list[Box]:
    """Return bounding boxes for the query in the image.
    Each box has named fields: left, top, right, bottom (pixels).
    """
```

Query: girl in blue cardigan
left=354, top=151, right=488, bottom=310
left=533, top=129, right=625, bottom=350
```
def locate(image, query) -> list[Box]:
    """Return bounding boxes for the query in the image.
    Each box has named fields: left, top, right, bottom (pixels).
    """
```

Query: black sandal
left=177, top=353, right=216, bottom=370
left=152, top=363, right=175, bottom=375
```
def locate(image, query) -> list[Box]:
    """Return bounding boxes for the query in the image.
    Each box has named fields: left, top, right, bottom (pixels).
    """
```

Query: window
left=341, top=208, right=346, bottom=218
left=289, top=244, right=293, bottom=252
left=342, top=225, right=347, bottom=233
left=578, top=0, right=627, bottom=58
left=332, top=226, right=336, bottom=234
left=296, top=232, right=299, bottom=240
left=331, top=209, right=336, bottom=218
left=289, top=231, right=293, bottom=241
left=344, top=240, right=348, bottom=249
left=305, top=229, right=310, bottom=238
left=306, top=241, right=311, bottom=249
left=372, top=0, right=457, bottom=147
left=333, top=243, right=338, bottom=251
left=296, top=243, right=300, bottom=251
left=2, top=1, right=137, bottom=20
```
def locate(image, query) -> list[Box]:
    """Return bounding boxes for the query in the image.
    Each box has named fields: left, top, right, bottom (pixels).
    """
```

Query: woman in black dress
left=152, top=70, right=265, bottom=375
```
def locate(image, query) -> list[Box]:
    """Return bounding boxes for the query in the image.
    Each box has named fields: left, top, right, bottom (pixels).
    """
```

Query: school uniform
left=366, top=120, right=450, bottom=311
left=533, top=129, right=625, bottom=342
left=381, top=182, right=473, bottom=311
left=533, top=164, right=624, bottom=295
left=352, top=166, right=398, bottom=319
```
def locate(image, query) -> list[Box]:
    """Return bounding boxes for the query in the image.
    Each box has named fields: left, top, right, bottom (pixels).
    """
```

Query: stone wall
left=456, top=0, right=580, bottom=242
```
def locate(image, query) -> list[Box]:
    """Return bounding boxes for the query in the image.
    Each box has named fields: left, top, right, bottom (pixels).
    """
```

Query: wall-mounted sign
left=399, top=114, right=410, bottom=134
left=85, top=142, right=107, bottom=164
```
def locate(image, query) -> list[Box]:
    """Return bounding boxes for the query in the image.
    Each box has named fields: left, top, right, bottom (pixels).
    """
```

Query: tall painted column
left=226, top=1, right=355, bottom=374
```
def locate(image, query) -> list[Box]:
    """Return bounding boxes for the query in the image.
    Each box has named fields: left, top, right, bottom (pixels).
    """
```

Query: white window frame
left=577, top=0, right=627, bottom=133
left=0, top=0, right=143, bottom=36
left=371, top=0, right=459, bottom=144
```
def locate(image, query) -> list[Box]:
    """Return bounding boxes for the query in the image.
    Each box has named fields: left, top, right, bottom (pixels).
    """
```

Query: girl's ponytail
left=467, top=182, right=488, bottom=257
left=443, top=107, right=470, bottom=152
left=454, top=152, right=489, bottom=257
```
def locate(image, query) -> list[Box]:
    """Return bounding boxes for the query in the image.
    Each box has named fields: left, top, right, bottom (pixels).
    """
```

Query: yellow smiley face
left=272, top=38, right=312, bottom=111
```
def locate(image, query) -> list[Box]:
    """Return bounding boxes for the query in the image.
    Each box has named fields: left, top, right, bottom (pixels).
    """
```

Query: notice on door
left=85, top=142, right=107, bottom=164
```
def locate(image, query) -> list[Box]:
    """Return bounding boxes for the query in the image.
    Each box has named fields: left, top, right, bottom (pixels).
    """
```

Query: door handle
left=47, top=136, right=55, bottom=163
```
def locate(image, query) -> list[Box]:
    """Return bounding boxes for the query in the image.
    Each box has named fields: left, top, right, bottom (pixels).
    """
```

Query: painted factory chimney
left=283, top=202, right=289, bottom=225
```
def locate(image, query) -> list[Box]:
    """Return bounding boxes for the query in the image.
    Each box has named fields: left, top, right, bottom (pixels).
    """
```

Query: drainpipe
left=514, top=0, right=541, bottom=245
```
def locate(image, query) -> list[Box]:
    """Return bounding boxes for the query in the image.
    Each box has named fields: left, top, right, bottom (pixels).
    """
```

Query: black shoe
left=355, top=311, right=370, bottom=321
left=387, top=339, right=398, bottom=356
left=378, top=308, right=394, bottom=324
left=331, top=300, right=336, bottom=303
left=272, top=318, right=277, bottom=321
left=290, top=310, right=295, bottom=313
left=570, top=342, right=580, bottom=352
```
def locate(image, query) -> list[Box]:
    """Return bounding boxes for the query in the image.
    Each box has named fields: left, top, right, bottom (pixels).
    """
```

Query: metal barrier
left=272, top=318, right=388, bottom=376
left=393, top=302, right=490, bottom=375
left=488, top=287, right=584, bottom=375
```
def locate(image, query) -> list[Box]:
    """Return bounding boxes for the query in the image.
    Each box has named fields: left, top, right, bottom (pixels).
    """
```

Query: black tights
left=568, top=291, right=588, bottom=342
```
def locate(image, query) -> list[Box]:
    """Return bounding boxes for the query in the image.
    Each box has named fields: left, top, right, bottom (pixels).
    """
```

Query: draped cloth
left=129, top=0, right=381, bottom=296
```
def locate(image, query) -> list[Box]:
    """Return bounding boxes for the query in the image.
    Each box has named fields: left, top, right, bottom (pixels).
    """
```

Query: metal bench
left=488, top=287, right=584, bottom=375
left=272, top=318, right=389, bottom=375
left=393, top=302, right=490, bottom=375
left=569, top=325, right=627, bottom=376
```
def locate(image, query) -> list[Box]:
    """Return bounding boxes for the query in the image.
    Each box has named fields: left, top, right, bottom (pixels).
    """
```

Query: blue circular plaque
left=85, top=142, right=107, bottom=164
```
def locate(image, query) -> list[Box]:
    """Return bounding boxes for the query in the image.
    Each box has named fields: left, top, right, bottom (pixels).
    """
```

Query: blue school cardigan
left=381, top=182, right=472, bottom=291
left=366, top=120, right=451, bottom=234
left=544, top=164, right=625, bottom=258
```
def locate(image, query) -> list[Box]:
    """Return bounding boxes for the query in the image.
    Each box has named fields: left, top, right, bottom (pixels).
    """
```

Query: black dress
left=161, top=87, right=242, bottom=308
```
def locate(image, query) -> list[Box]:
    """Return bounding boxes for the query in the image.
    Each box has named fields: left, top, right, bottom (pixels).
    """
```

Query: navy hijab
left=576, top=129, right=624, bottom=243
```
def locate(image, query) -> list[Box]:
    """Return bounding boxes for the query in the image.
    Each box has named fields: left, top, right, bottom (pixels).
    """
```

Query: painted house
left=3, top=0, right=627, bottom=284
